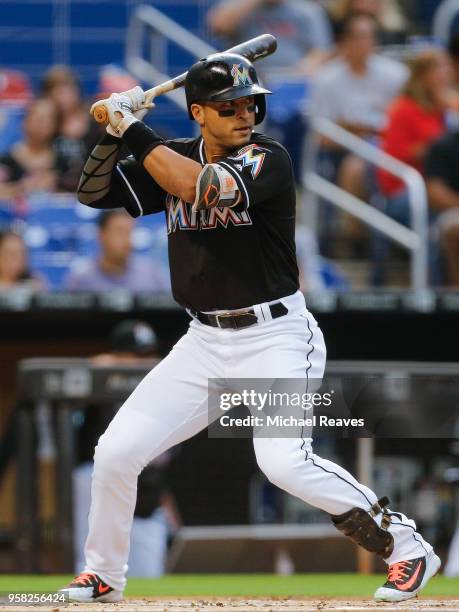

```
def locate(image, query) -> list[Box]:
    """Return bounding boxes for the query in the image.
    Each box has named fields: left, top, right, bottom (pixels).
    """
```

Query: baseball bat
left=92, top=33, right=277, bottom=124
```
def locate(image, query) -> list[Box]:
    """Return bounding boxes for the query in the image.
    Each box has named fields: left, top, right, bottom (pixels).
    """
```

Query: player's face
left=194, top=96, right=256, bottom=149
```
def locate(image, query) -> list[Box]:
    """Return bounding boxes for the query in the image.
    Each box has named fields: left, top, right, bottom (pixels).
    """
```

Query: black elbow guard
left=192, top=163, right=242, bottom=212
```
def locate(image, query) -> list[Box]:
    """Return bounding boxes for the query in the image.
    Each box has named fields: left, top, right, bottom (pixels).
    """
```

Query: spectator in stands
left=41, top=66, right=101, bottom=192
left=424, top=130, right=459, bottom=286
left=375, top=49, right=455, bottom=285
left=378, top=49, right=453, bottom=205
left=0, top=230, right=47, bottom=290
left=64, top=210, right=169, bottom=292
left=310, top=12, right=408, bottom=200
left=208, top=0, right=333, bottom=78
left=0, top=98, right=60, bottom=202
left=328, top=0, right=408, bottom=44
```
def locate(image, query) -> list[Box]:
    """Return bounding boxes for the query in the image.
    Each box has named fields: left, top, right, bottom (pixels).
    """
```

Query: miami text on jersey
left=228, top=144, right=268, bottom=179
left=166, top=195, right=252, bottom=233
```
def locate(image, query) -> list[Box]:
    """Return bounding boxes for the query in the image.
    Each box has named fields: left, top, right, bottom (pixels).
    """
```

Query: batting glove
left=91, top=87, right=155, bottom=137
left=119, top=86, right=151, bottom=113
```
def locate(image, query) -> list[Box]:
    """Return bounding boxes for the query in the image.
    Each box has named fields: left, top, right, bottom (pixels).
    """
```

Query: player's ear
left=191, top=103, right=205, bottom=126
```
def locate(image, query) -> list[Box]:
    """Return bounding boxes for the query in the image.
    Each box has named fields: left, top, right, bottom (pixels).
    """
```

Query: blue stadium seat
left=25, top=194, right=80, bottom=250
left=0, top=204, right=15, bottom=231
left=267, top=79, right=309, bottom=124
left=132, top=213, right=169, bottom=271
left=318, top=257, right=349, bottom=290
left=23, top=194, right=83, bottom=289
left=28, top=253, right=76, bottom=290
left=132, top=213, right=170, bottom=290
left=74, top=201, right=100, bottom=257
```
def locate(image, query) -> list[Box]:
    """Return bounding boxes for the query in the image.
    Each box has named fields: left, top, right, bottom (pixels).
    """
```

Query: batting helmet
left=185, top=52, right=271, bottom=125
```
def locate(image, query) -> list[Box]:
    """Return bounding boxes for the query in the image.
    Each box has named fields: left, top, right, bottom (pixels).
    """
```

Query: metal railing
left=125, top=4, right=217, bottom=111
left=433, top=0, right=459, bottom=43
left=303, top=117, right=429, bottom=290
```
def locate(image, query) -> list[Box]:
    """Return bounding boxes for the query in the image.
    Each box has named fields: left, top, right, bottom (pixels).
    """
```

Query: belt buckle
left=215, top=310, right=254, bottom=329
left=215, top=312, right=237, bottom=329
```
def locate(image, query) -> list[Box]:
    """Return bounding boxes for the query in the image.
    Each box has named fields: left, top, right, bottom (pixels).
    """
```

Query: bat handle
left=92, top=104, right=109, bottom=124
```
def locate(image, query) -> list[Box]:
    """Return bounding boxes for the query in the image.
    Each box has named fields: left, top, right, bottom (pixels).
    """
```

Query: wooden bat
left=92, top=33, right=277, bottom=124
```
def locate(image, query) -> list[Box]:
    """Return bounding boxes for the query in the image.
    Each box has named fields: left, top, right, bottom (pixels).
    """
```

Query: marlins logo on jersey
left=228, top=144, right=269, bottom=179
left=166, top=195, right=252, bottom=234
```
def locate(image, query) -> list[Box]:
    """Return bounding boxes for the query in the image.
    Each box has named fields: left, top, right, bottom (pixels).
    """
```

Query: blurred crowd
left=1, top=0, right=459, bottom=291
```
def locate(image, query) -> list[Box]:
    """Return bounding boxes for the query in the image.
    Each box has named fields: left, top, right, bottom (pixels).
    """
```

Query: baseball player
left=59, top=53, right=439, bottom=603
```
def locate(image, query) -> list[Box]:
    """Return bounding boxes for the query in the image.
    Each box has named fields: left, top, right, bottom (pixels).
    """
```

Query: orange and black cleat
left=58, top=572, right=122, bottom=603
left=374, top=550, right=441, bottom=602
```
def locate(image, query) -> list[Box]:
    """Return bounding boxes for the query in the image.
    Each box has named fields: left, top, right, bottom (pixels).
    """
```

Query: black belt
left=191, top=301, right=288, bottom=330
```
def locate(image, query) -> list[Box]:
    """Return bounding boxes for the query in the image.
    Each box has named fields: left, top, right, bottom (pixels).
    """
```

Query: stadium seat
left=25, top=194, right=80, bottom=250
left=74, top=201, right=100, bottom=256
left=133, top=213, right=169, bottom=270
left=23, top=194, right=83, bottom=289
left=0, top=204, right=15, bottom=231
left=318, top=257, right=349, bottom=290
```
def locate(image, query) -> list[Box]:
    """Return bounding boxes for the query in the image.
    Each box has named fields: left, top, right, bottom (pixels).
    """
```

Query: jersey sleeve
left=115, top=156, right=167, bottom=218
left=216, top=140, right=293, bottom=208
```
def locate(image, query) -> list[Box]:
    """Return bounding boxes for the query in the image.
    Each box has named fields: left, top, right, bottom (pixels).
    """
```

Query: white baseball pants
left=73, top=462, right=168, bottom=577
left=84, top=291, right=432, bottom=591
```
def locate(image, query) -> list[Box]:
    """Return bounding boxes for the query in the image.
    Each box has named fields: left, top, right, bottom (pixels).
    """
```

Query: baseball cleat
left=374, top=550, right=441, bottom=602
left=58, top=572, right=123, bottom=603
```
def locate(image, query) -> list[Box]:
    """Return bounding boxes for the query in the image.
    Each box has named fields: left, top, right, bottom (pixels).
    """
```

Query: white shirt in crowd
left=309, top=54, right=409, bottom=130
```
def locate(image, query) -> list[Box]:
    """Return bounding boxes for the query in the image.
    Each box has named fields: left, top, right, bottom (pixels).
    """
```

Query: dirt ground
left=0, top=597, right=458, bottom=612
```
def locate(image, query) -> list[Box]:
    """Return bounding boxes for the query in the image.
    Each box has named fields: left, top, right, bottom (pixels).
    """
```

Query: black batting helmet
left=185, top=52, right=271, bottom=125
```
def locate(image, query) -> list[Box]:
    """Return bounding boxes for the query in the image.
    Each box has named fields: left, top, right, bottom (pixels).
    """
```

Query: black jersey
left=108, top=132, right=299, bottom=311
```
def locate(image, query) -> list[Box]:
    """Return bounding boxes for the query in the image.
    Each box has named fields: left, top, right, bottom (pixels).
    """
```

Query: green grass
left=0, top=574, right=457, bottom=598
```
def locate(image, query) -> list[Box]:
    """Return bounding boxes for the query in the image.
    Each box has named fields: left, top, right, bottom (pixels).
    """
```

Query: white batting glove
left=104, top=103, right=156, bottom=137
left=91, top=87, right=154, bottom=137
left=119, top=86, right=150, bottom=113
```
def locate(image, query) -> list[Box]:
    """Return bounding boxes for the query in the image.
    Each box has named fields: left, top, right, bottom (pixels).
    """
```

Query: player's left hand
left=118, top=86, right=155, bottom=118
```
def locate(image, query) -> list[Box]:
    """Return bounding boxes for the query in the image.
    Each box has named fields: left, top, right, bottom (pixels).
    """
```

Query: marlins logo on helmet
left=231, top=63, right=253, bottom=87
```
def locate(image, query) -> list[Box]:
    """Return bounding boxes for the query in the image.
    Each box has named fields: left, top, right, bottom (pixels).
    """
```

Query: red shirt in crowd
left=377, top=95, right=446, bottom=196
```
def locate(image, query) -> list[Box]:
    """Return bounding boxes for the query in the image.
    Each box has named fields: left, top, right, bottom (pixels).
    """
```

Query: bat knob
left=93, top=105, right=108, bottom=124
